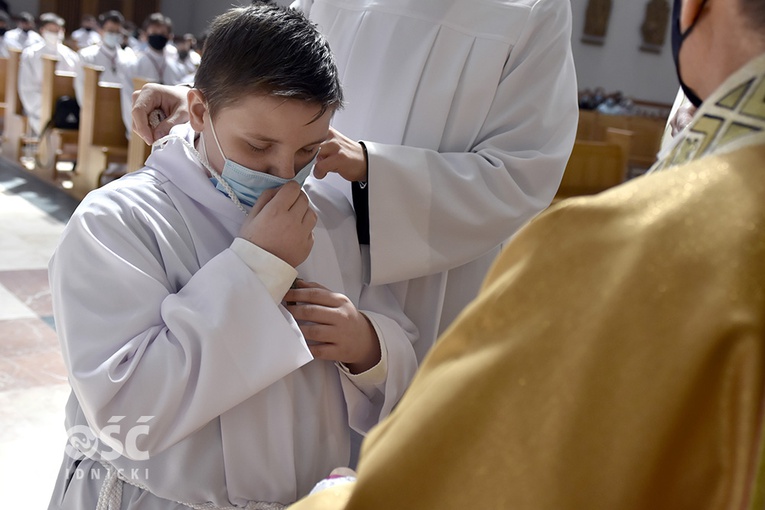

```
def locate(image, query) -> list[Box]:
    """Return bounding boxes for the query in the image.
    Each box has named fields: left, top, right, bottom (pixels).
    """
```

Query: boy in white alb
left=47, top=5, right=418, bottom=509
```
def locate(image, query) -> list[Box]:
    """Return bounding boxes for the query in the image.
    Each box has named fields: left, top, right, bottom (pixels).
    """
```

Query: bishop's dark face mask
left=671, top=0, right=709, bottom=107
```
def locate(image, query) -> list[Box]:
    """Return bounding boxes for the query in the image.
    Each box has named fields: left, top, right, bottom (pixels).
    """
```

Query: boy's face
left=41, top=22, right=63, bottom=36
left=101, top=20, right=122, bottom=37
left=190, top=92, right=332, bottom=179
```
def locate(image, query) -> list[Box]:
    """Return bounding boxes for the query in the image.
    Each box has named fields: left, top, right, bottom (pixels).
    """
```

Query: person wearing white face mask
left=74, top=10, right=137, bottom=136
left=47, top=5, right=418, bottom=509
left=18, top=12, right=79, bottom=136
left=71, top=14, right=101, bottom=50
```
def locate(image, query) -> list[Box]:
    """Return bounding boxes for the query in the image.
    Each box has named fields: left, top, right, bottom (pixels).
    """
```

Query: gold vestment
left=290, top=53, right=765, bottom=510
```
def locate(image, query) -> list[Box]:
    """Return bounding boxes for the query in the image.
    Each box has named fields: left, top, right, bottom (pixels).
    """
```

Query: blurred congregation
left=0, top=0, right=672, bottom=202
left=0, top=1, right=210, bottom=200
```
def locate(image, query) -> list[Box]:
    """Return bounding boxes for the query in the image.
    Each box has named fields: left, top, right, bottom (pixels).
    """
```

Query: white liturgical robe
left=47, top=124, right=418, bottom=509
left=294, top=0, right=578, bottom=359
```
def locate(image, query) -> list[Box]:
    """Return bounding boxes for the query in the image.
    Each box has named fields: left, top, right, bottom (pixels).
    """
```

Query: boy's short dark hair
left=143, top=12, right=172, bottom=33
left=16, top=12, right=35, bottom=25
left=194, top=4, right=343, bottom=120
left=39, top=12, right=65, bottom=28
left=98, top=10, right=125, bottom=27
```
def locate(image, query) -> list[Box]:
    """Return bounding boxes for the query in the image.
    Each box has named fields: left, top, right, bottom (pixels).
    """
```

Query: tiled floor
left=0, top=157, right=79, bottom=509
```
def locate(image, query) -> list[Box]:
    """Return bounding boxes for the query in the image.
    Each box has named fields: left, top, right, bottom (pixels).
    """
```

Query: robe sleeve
left=336, top=282, right=419, bottom=434
left=364, top=0, right=578, bottom=284
left=50, top=191, right=314, bottom=459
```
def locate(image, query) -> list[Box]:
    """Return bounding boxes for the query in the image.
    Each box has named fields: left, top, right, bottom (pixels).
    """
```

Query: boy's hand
left=237, top=181, right=317, bottom=268
left=284, top=280, right=381, bottom=374
left=313, top=127, right=368, bottom=182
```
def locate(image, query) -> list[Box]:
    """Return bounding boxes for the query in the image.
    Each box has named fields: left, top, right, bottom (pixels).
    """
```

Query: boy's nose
left=269, top=155, right=297, bottom=179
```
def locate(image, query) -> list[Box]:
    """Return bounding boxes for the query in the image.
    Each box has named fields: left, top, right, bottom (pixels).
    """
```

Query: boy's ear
left=188, top=88, right=207, bottom=132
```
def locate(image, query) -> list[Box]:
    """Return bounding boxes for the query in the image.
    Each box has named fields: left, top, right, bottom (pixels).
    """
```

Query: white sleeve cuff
left=230, top=237, right=298, bottom=302
left=337, top=312, right=388, bottom=387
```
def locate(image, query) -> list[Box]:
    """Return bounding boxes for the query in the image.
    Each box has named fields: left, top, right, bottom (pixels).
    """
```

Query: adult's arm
left=363, top=0, right=578, bottom=284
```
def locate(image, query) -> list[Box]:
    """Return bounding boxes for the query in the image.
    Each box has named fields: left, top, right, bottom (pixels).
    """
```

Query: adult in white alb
left=48, top=5, right=417, bottom=509
left=70, top=14, right=101, bottom=49
left=289, top=0, right=579, bottom=359
left=4, top=12, right=42, bottom=51
left=18, top=13, right=79, bottom=135
left=134, top=0, right=579, bottom=361
left=74, top=10, right=137, bottom=135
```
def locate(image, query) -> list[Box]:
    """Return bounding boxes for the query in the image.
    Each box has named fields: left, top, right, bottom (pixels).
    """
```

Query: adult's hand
left=314, top=127, right=368, bottom=182
left=131, top=83, right=191, bottom=144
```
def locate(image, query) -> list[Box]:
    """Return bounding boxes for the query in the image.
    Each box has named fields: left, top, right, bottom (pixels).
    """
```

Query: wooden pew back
left=2, top=48, right=26, bottom=160
left=576, top=110, right=665, bottom=170
left=71, top=65, right=129, bottom=199
left=556, top=141, right=626, bottom=200
left=40, top=55, right=77, bottom=131
left=0, top=57, right=8, bottom=107
left=36, top=55, right=78, bottom=180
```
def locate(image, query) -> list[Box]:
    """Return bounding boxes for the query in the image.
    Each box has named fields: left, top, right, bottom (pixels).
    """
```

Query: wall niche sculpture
left=582, top=0, right=613, bottom=46
left=640, top=0, right=670, bottom=53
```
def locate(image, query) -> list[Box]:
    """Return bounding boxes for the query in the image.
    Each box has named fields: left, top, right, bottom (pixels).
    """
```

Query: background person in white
left=70, top=14, right=101, bottom=50
left=5, top=11, right=42, bottom=51
left=47, top=5, right=417, bottom=509
left=18, top=12, right=79, bottom=135
left=74, top=10, right=136, bottom=136
left=122, top=12, right=184, bottom=137
left=135, top=0, right=579, bottom=361
left=0, top=11, right=11, bottom=58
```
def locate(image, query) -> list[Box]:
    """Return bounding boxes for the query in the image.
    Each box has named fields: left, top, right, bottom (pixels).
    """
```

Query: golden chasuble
left=290, top=54, right=765, bottom=510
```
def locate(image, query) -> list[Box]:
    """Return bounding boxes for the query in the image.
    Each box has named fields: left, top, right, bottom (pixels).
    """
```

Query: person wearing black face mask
left=71, top=14, right=101, bottom=50
left=121, top=12, right=186, bottom=139
left=5, top=12, right=43, bottom=51
left=658, top=0, right=708, bottom=150
left=281, top=0, right=765, bottom=508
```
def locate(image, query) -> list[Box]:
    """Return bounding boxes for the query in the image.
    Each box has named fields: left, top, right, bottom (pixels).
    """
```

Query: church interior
left=0, top=0, right=692, bottom=507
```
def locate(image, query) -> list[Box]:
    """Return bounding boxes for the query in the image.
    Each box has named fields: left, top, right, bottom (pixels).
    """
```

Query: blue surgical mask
left=206, top=117, right=315, bottom=209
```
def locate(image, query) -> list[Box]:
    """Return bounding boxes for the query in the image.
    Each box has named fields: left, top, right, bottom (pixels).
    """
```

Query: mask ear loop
left=202, top=107, right=248, bottom=213
left=152, top=132, right=247, bottom=214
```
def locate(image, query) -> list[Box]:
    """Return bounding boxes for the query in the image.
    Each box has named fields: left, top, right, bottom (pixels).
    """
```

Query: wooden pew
left=555, top=141, right=626, bottom=201
left=37, top=55, right=78, bottom=181
left=2, top=48, right=27, bottom=161
left=604, top=127, right=633, bottom=169
left=576, top=111, right=665, bottom=171
left=0, top=57, right=7, bottom=134
left=70, top=65, right=129, bottom=199
left=126, top=78, right=154, bottom=173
